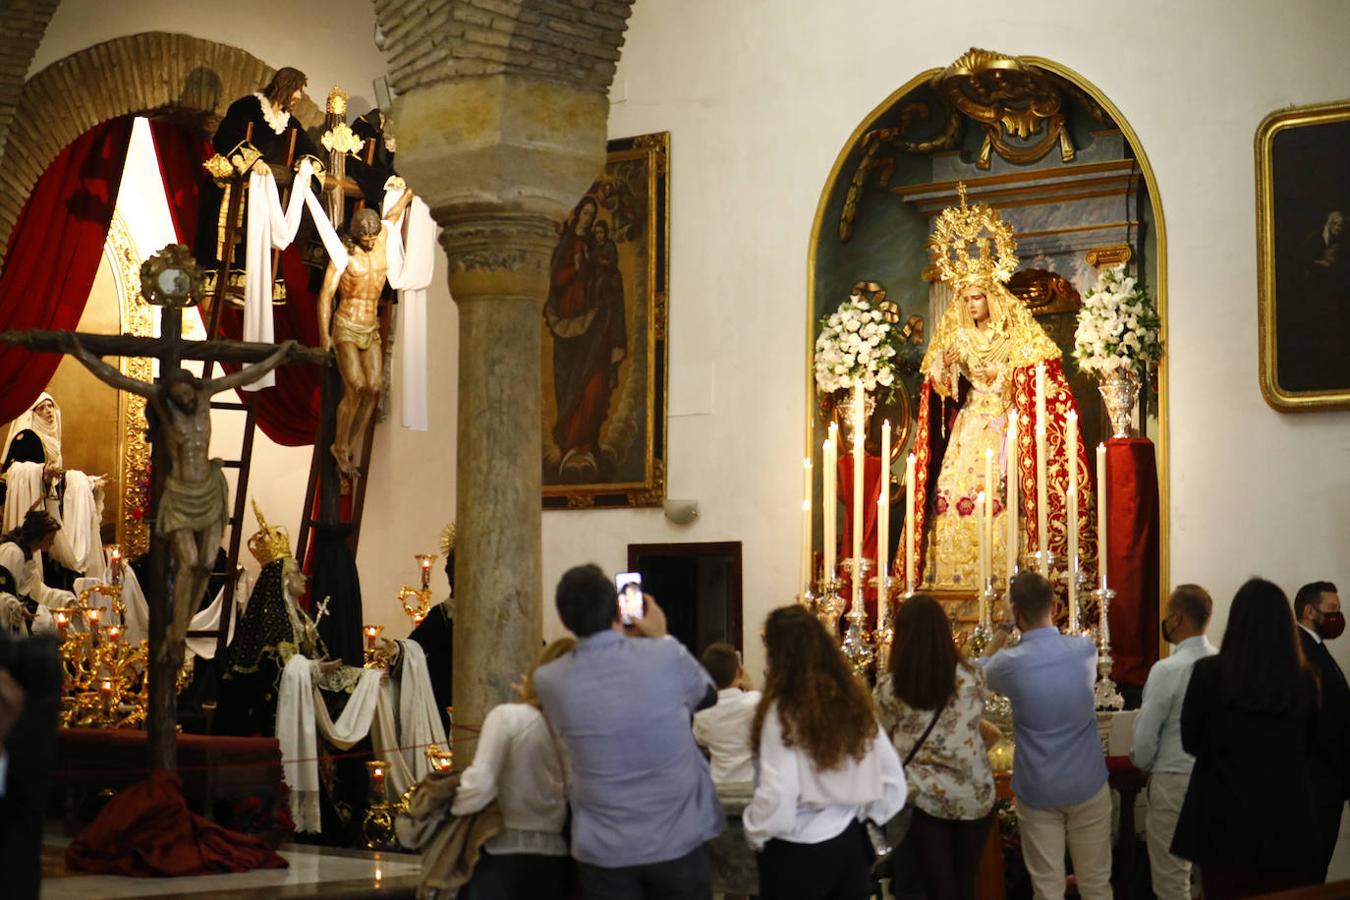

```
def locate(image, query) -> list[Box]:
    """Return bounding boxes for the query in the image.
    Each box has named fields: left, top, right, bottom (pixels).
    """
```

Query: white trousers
left=1016, top=782, right=1113, bottom=900
left=1145, top=772, right=1193, bottom=900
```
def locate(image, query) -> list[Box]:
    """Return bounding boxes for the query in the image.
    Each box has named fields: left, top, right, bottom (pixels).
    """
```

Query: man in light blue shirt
left=982, top=571, right=1111, bottom=900
left=1131, top=584, right=1215, bottom=900
left=535, top=564, right=722, bottom=899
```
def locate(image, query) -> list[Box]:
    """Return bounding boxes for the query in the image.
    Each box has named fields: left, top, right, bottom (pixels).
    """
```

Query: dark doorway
left=627, top=542, right=742, bottom=656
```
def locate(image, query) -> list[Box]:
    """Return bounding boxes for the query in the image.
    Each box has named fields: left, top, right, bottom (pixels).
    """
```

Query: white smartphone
left=615, top=572, right=645, bottom=625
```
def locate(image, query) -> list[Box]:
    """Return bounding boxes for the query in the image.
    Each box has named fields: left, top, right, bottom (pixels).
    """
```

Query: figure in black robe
left=408, top=549, right=454, bottom=732
left=194, top=67, right=322, bottom=293
left=347, top=108, right=398, bottom=211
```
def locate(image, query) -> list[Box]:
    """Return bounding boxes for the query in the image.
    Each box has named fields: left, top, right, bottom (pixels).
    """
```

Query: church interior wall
left=543, top=0, right=1350, bottom=703
left=28, top=0, right=461, bottom=628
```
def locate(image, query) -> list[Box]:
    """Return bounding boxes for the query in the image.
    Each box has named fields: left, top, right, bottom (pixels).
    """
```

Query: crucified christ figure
left=317, top=184, right=415, bottom=476
left=64, top=334, right=298, bottom=666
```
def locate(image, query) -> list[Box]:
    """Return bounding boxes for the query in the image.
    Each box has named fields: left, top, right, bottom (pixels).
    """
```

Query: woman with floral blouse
left=874, top=594, right=998, bottom=900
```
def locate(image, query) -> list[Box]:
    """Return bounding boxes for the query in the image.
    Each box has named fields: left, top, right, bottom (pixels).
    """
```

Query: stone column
left=393, top=75, right=608, bottom=753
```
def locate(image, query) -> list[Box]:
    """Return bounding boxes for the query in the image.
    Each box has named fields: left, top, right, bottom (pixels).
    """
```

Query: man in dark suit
left=1295, top=580, right=1350, bottom=880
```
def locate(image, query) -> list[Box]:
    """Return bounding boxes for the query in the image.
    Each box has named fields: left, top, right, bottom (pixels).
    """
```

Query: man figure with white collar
left=1131, top=584, right=1217, bottom=899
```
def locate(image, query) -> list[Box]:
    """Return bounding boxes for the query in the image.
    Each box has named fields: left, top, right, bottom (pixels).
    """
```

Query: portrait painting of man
left=542, top=133, right=668, bottom=507
left=1258, top=104, right=1350, bottom=410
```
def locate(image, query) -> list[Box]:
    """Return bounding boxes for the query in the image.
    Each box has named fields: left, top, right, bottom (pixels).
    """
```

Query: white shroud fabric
left=96, top=561, right=252, bottom=654
left=60, top=470, right=105, bottom=578
left=3, top=461, right=44, bottom=533
left=242, top=159, right=345, bottom=391
left=382, top=183, right=438, bottom=431
left=276, top=640, right=447, bottom=833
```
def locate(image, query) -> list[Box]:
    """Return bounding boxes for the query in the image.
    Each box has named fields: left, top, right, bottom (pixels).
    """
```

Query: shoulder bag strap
left=903, top=702, right=947, bottom=768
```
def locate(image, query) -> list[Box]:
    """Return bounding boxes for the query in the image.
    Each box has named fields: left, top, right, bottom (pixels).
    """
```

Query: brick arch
left=372, top=0, right=634, bottom=97
left=0, top=31, right=324, bottom=270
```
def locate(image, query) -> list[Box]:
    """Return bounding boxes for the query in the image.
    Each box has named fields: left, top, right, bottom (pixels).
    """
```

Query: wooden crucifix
left=0, top=244, right=327, bottom=773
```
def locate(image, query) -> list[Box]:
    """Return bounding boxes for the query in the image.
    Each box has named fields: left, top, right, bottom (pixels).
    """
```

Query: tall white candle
left=851, top=384, right=865, bottom=612
left=984, top=448, right=994, bottom=588
left=904, top=453, right=916, bottom=594
left=1066, top=410, right=1078, bottom=500
left=1097, top=442, right=1108, bottom=589
left=976, top=490, right=988, bottom=589
left=1067, top=485, right=1079, bottom=631
left=800, top=457, right=812, bottom=596
left=878, top=419, right=891, bottom=581
left=1005, top=416, right=1019, bottom=580
left=824, top=426, right=837, bottom=579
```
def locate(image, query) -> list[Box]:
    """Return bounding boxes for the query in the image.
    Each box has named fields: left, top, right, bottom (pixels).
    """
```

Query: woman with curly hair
left=874, top=594, right=997, bottom=900
left=743, top=605, right=907, bottom=899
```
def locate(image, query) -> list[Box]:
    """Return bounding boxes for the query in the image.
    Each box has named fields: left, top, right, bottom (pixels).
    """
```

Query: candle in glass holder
left=417, top=553, right=435, bottom=591
left=106, top=624, right=123, bottom=642
left=366, top=759, right=389, bottom=804
left=363, top=624, right=382, bottom=649
left=54, top=608, right=69, bottom=637
left=108, top=544, right=123, bottom=585
left=99, top=677, right=114, bottom=699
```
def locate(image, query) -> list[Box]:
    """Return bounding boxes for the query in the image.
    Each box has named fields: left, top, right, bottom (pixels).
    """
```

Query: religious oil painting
left=542, top=132, right=669, bottom=509
left=1257, top=99, right=1350, bottom=411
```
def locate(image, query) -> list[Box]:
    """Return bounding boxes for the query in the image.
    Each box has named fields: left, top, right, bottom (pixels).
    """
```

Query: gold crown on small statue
left=248, top=500, right=294, bottom=568
left=927, top=183, right=1019, bottom=288
left=439, top=522, right=456, bottom=557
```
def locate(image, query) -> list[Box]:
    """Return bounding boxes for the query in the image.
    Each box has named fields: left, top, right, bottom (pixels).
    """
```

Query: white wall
left=542, top=0, right=1350, bottom=691
left=31, top=0, right=459, bottom=636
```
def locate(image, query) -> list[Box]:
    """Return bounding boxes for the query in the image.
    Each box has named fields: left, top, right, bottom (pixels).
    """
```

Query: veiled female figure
left=903, top=191, right=1094, bottom=591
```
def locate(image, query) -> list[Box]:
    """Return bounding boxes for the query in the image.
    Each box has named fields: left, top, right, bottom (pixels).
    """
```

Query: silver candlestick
left=1090, top=583, right=1124, bottom=711
left=840, top=558, right=874, bottom=676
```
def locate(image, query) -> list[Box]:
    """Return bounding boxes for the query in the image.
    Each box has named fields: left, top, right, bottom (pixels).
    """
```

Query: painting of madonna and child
left=541, top=133, right=669, bottom=509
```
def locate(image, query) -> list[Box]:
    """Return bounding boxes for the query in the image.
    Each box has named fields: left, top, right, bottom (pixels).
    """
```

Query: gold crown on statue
left=928, top=182, right=1019, bottom=287
left=326, top=85, right=348, bottom=116
left=248, top=500, right=294, bottom=568
left=439, top=522, right=457, bottom=557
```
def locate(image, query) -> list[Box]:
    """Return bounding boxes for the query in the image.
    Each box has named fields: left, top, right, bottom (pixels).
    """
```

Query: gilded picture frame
left=542, top=132, right=669, bottom=509
left=1256, top=99, right=1350, bottom=411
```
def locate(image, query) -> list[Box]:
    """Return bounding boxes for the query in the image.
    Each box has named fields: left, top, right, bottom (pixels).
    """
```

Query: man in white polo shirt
left=1131, top=584, right=1216, bottom=900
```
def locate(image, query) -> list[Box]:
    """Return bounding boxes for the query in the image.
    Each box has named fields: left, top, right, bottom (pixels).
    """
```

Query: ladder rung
left=221, top=460, right=243, bottom=469
left=210, top=401, right=250, bottom=411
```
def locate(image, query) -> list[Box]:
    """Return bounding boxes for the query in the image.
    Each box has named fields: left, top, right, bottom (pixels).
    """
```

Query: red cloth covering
left=65, top=771, right=287, bottom=877
left=0, top=118, right=133, bottom=422
left=1102, top=438, right=1160, bottom=688
left=149, top=121, right=322, bottom=446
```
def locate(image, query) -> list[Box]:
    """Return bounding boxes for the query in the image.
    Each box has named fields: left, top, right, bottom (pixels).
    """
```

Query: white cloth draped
left=276, top=640, right=447, bottom=833
left=242, top=159, right=347, bottom=391
left=3, top=461, right=44, bottom=533
left=382, top=183, right=438, bottom=431
left=93, top=560, right=252, bottom=654
left=59, top=470, right=104, bottom=578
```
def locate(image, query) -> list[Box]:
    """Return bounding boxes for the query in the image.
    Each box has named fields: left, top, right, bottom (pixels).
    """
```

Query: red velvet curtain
left=0, top=117, right=133, bottom=422
left=149, top=121, right=321, bottom=446
left=1102, top=438, right=1161, bottom=689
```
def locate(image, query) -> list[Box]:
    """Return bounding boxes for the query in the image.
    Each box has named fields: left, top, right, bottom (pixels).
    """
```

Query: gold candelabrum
left=53, top=546, right=151, bottom=728
left=396, top=553, right=438, bottom=627
left=362, top=624, right=388, bottom=668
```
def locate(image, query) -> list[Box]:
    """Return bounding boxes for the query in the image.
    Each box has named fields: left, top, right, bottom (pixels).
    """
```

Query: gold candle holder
left=416, top=552, right=436, bottom=591
left=363, top=759, right=396, bottom=849
left=363, top=624, right=385, bottom=667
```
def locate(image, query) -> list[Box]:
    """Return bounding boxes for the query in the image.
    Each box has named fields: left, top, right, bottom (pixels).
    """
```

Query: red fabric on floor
left=65, top=770, right=287, bottom=877
left=1102, top=438, right=1160, bottom=689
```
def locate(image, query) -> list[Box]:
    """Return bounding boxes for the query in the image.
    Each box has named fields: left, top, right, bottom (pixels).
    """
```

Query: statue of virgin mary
left=902, top=187, right=1096, bottom=590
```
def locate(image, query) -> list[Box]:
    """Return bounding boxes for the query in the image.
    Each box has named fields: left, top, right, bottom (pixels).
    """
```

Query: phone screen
left=615, top=572, right=644, bottom=625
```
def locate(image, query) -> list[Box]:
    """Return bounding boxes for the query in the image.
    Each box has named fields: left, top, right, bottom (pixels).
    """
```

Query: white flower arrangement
left=813, top=293, right=903, bottom=396
left=1073, top=265, right=1162, bottom=376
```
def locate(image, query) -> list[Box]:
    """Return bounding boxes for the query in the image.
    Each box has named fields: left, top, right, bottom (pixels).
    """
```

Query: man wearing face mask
left=1294, top=580, right=1350, bottom=881
left=1130, top=584, right=1216, bottom=900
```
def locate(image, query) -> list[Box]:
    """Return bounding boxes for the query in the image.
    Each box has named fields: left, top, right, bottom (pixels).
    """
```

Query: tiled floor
left=41, top=840, right=423, bottom=899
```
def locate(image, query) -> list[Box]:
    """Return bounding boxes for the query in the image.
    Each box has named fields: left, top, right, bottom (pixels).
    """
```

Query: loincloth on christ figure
left=155, top=460, right=229, bottom=536
left=332, top=313, right=380, bottom=350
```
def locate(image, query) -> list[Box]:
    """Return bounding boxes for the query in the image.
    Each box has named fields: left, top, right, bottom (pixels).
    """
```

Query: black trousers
left=1314, top=798, right=1346, bottom=881
left=577, top=843, right=712, bottom=900
left=460, top=848, right=572, bottom=900
left=908, top=809, right=995, bottom=900
left=757, top=820, right=875, bottom=900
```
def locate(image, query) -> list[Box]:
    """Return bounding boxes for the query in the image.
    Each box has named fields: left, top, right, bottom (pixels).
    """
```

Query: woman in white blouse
left=451, top=637, right=575, bottom=899
left=873, top=594, right=997, bottom=900
left=743, top=605, right=907, bottom=899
